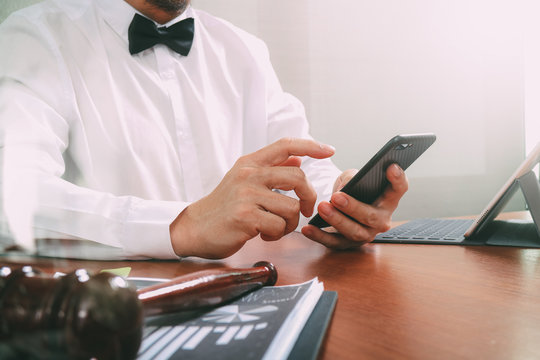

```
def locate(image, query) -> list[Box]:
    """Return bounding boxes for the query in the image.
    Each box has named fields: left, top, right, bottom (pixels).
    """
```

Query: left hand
left=301, top=164, right=408, bottom=249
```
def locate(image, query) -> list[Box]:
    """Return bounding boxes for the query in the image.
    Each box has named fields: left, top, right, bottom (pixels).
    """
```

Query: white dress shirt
left=0, top=0, right=341, bottom=259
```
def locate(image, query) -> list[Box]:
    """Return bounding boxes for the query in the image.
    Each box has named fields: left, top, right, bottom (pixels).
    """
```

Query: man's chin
left=146, top=0, right=190, bottom=14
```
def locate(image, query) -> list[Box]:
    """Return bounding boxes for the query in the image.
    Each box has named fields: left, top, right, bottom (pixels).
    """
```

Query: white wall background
left=2, top=0, right=539, bottom=221
left=524, top=0, right=540, bottom=180
left=194, top=0, right=537, bottom=220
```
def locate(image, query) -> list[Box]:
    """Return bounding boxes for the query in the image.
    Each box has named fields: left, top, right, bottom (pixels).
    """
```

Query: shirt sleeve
left=0, top=14, right=184, bottom=259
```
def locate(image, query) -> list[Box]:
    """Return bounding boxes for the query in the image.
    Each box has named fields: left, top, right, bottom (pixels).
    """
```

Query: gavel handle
left=137, top=261, right=277, bottom=316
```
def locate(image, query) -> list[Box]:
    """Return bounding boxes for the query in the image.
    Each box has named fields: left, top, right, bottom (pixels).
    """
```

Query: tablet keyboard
left=374, top=218, right=475, bottom=242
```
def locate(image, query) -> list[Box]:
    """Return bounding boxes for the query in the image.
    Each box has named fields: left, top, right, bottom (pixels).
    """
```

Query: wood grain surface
left=2, top=212, right=539, bottom=359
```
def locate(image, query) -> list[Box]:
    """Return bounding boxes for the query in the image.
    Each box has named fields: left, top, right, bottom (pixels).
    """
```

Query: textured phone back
left=343, top=134, right=436, bottom=204
left=308, top=134, right=435, bottom=228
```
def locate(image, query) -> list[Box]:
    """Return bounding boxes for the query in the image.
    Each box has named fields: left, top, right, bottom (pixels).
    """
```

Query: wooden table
left=2, top=212, right=539, bottom=359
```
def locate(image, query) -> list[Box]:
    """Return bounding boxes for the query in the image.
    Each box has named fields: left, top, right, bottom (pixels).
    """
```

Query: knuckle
left=296, top=169, right=308, bottom=185
left=350, top=229, right=367, bottom=243
left=380, top=220, right=392, bottom=233
left=235, top=155, right=249, bottom=166
left=263, top=218, right=286, bottom=239
left=235, top=166, right=255, bottom=182
left=290, top=168, right=308, bottom=186
left=395, top=175, right=409, bottom=193
left=288, top=200, right=301, bottom=216
left=237, top=185, right=256, bottom=199
left=232, top=204, right=253, bottom=224
left=402, top=178, right=409, bottom=192
left=365, top=209, right=380, bottom=228
left=286, top=217, right=300, bottom=234
left=285, top=209, right=300, bottom=228
left=278, top=137, right=295, bottom=147
left=277, top=217, right=287, bottom=232
left=366, top=230, right=377, bottom=242
left=330, top=212, right=344, bottom=227
left=351, top=227, right=376, bottom=243
left=293, top=166, right=306, bottom=179
left=397, top=179, right=409, bottom=194
left=232, top=209, right=259, bottom=238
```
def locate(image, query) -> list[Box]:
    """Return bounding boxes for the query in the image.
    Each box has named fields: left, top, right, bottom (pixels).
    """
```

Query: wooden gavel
left=0, top=261, right=277, bottom=360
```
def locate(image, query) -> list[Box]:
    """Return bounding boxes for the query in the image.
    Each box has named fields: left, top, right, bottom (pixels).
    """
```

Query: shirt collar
left=161, top=5, right=194, bottom=27
left=95, top=0, right=194, bottom=43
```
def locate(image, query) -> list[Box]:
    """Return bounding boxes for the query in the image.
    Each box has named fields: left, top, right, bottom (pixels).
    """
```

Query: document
left=131, top=278, right=334, bottom=360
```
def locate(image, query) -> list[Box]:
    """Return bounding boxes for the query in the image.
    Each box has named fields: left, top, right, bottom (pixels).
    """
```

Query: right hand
left=169, top=138, right=335, bottom=259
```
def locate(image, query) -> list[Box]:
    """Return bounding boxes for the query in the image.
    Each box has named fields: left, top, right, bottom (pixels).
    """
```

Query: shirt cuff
left=121, top=198, right=187, bottom=259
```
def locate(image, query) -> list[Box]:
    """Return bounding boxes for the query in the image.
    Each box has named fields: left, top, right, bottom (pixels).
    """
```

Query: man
left=0, top=0, right=408, bottom=259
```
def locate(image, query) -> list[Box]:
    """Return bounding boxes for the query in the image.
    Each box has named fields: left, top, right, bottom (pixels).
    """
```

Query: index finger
left=245, top=138, right=335, bottom=167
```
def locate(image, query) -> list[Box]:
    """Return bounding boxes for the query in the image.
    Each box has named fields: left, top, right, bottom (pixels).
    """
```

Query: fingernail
left=319, top=203, right=333, bottom=217
left=332, top=193, right=348, bottom=207
left=392, top=164, right=403, bottom=177
left=320, top=143, right=335, bottom=153
left=301, top=226, right=313, bottom=237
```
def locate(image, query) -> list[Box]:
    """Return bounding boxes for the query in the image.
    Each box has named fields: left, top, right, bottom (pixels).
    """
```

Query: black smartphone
left=308, top=133, right=436, bottom=228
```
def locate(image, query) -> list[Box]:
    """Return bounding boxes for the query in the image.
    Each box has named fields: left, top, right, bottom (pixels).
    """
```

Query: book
left=129, top=278, right=337, bottom=360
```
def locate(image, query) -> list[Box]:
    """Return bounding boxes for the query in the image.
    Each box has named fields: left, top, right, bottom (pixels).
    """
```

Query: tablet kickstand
left=516, top=170, right=540, bottom=239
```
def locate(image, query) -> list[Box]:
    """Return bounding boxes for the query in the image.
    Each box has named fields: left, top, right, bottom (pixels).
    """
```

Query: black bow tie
left=128, top=13, right=194, bottom=56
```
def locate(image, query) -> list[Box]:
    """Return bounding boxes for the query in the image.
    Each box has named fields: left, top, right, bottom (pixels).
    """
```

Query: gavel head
left=0, top=266, right=143, bottom=360
left=62, top=270, right=143, bottom=360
